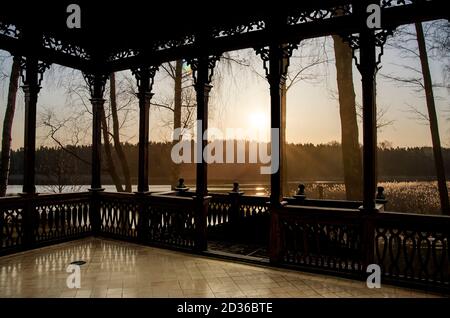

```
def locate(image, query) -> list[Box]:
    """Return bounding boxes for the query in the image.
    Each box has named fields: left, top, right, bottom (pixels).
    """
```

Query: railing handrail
left=375, top=210, right=450, bottom=230
left=280, top=204, right=362, bottom=220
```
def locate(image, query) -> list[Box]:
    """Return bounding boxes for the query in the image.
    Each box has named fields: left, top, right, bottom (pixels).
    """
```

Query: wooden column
left=359, top=30, right=377, bottom=213
left=85, top=73, right=107, bottom=190
left=354, top=2, right=380, bottom=270
left=257, top=43, right=294, bottom=206
left=193, top=56, right=212, bottom=198
left=268, top=45, right=285, bottom=205
left=84, top=73, right=107, bottom=235
left=21, top=57, right=40, bottom=194
left=189, top=55, right=219, bottom=251
left=133, top=67, right=157, bottom=193
left=257, top=42, right=296, bottom=264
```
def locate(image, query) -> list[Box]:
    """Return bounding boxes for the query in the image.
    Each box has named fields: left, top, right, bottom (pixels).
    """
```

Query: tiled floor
left=0, top=238, right=444, bottom=298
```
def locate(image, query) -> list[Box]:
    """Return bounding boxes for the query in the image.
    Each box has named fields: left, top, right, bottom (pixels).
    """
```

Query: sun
left=247, top=111, right=270, bottom=141
left=248, top=111, right=269, bottom=130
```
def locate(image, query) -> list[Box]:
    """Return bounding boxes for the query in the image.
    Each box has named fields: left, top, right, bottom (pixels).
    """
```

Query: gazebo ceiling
left=0, top=0, right=447, bottom=72
left=1, top=1, right=346, bottom=51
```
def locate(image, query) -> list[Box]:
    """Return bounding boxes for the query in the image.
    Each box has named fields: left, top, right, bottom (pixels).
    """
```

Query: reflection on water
left=5, top=182, right=344, bottom=197
left=5, top=185, right=171, bottom=195
left=5, top=184, right=272, bottom=196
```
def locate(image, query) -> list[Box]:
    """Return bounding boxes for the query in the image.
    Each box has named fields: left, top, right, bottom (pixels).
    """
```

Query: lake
left=4, top=183, right=271, bottom=196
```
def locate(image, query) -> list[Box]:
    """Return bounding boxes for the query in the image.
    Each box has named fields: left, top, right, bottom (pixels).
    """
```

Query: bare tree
left=39, top=69, right=136, bottom=192
left=0, top=56, right=20, bottom=197
left=331, top=35, right=363, bottom=200
left=100, top=104, right=124, bottom=192
left=382, top=23, right=450, bottom=215
left=39, top=150, right=84, bottom=194
left=157, top=60, right=195, bottom=187
left=109, top=73, right=132, bottom=192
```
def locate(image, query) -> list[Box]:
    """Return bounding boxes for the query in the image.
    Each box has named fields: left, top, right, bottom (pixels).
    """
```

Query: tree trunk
left=109, top=73, right=132, bottom=192
left=415, top=22, right=450, bottom=215
left=332, top=35, right=363, bottom=200
left=281, top=60, right=288, bottom=196
left=100, top=107, right=123, bottom=192
left=172, top=60, right=182, bottom=188
left=0, top=57, right=20, bottom=197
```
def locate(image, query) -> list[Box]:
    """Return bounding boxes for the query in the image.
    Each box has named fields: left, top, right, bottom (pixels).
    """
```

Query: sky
left=0, top=22, right=449, bottom=150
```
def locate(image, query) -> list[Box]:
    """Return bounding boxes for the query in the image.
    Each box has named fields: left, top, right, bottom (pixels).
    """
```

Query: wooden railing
left=208, top=193, right=232, bottom=228
left=1, top=191, right=449, bottom=292
left=0, top=192, right=91, bottom=255
left=271, top=205, right=364, bottom=276
left=207, top=193, right=269, bottom=243
left=373, top=212, right=450, bottom=291
left=97, top=192, right=139, bottom=240
left=33, top=193, right=91, bottom=244
left=269, top=203, right=450, bottom=291
left=142, top=193, right=200, bottom=249
left=0, top=196, right=25, bottom=254
left=97, top=192, right=208, bottom=251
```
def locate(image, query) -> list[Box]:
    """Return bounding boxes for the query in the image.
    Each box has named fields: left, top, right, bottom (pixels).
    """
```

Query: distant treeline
left=4, top=141, right=449, bottom=185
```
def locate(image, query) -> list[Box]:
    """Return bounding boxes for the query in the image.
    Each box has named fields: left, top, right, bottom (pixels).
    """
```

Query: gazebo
left=0, top=0, right=449, bottom=293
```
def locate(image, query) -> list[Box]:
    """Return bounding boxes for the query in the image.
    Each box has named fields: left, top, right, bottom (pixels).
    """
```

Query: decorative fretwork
left=239, top=196, right=269, bottom=217
left=0, top=22, right=20, bottom=39
left=0, top=204, right=24, bottom=251
left=375, top=217, right=450, bottom=289
left=82, top=72, right=109, bottom=97
left=107, top=34, right=194, bottom=62
left=381, top=0, right=416, bottom=8
left=19, top=57, right=51, bottom=87
left=287, top=5, right=352, bottom=25
left=276, top=206, right=364, bottom=273
left=108, top=48, right=139, bottom=62
left=146, top=202, right=196, bottom=249
left=34, top=198, right=91, bottom=243
left=99, top=197, right=139, bottom=240
left=212, top=20, right=265, bottom=38
left=339, top=0, right=430, bottom=69
left=340, top=28, right=394, bottom=69
left=42, top=35, right=90, bottom=60
left=131, top=64, right=159, bottom=93
left=255, top=43, right=298, bottom=80
left=208, top=195, right=231, bottom=227
left=154, top=34, right=195, bottom=52
left=280, top=219, right=363, bottom=272
left=186, top=55, right=221, bottom=85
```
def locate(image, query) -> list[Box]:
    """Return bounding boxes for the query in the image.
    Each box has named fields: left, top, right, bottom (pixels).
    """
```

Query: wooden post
left=256, top=40, right=296, bottom=265
left=194, top=196, right=210, bottom=251
left=268, top=44, right=284, bottom=206
left=20, top=29, right=49, bottom=246
left=358, top=20, right=378, bottom=270
left=137, top=90, right=152, bottom=193
left=90, top=87, right=105, bottom=191
left=194, top=56, right=211, bottom=199
left=229, top=182, right=244, bottom=236
left=22, top=57, right=39, bottom=195
left=359, top=30, right=377, bottom=214
left=21, top=196, right=35, bottom=249
left=136, top=193, right=149, bottom=242
left=269, top=205, right=282, bottom=264
left=133, top=67, right=158, bottom=193
left=190, top=54, right=219, bottom=251
left=256, top=42, right=295, bottom=205
left=85, top=72, right=107, bottom=235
